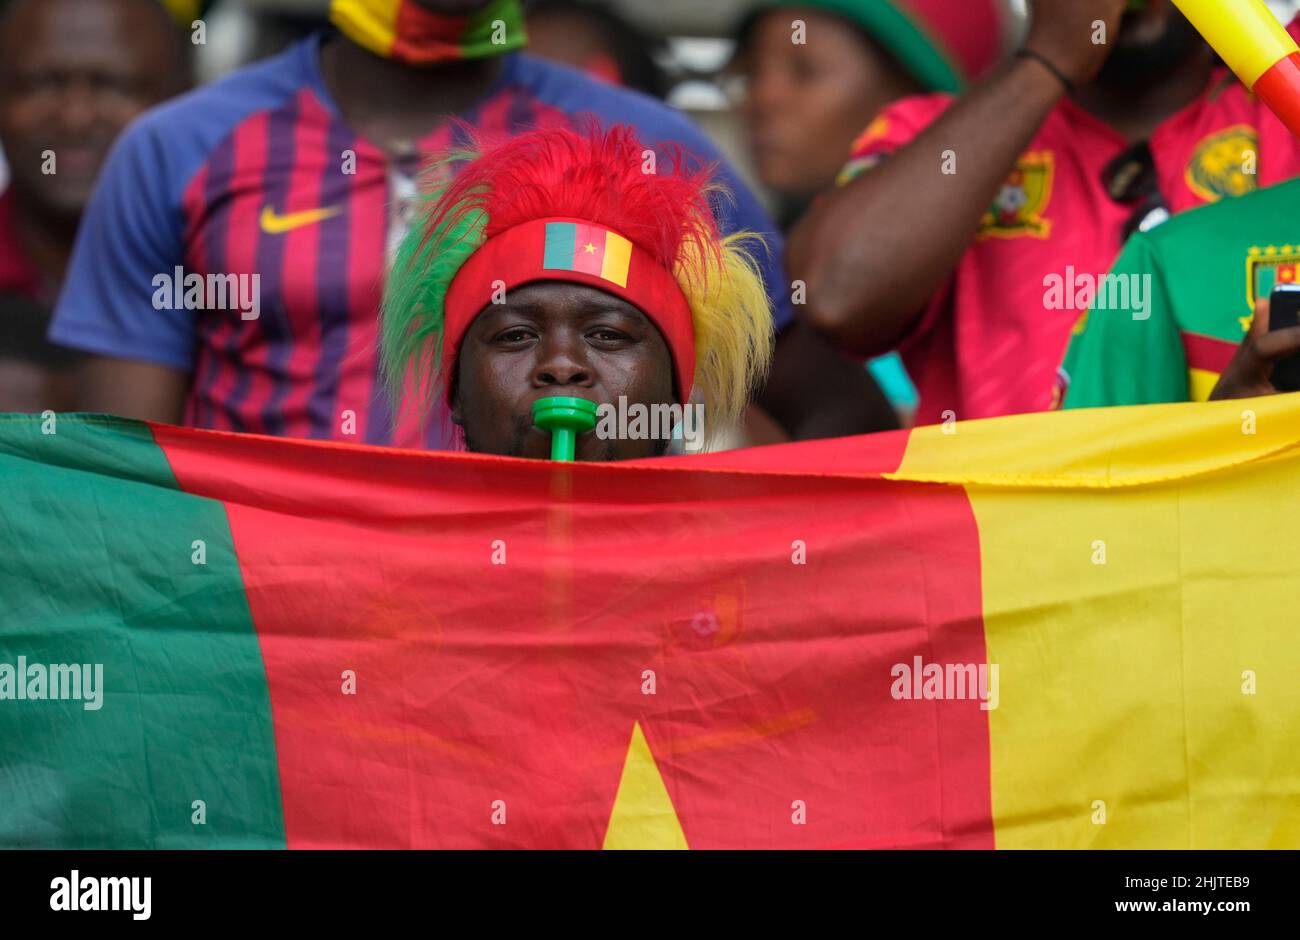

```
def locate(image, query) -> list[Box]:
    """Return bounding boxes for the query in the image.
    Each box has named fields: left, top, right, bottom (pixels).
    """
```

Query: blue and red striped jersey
left=50, top=32, right=793, bottom=448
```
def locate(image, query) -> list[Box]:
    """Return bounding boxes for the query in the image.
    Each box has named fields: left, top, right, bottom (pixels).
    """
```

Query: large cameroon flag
left=1, top=398, right=1298, bottom=849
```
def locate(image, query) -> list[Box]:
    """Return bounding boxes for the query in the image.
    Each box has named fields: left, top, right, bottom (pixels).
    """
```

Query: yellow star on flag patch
left=602, top=722, right=688, bottom=849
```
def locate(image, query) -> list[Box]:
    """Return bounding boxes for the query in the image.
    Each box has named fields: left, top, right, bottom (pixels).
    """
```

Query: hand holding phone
left=1209, top=290, right=1300, bottom=401
left=1268, top=284, right=1300, bottom=393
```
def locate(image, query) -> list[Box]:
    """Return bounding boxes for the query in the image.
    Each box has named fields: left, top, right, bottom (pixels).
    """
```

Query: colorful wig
left=381, top=123, right=774, bottom=439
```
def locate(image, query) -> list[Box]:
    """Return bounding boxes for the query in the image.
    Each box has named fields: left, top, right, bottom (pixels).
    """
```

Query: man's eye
left=495, top=329, right=534, bottom=343
left=589, top=328, right=629, bottom=343
left=94, top=75, right=143, bottom=97
left=19, top=75, right=61, bottom=95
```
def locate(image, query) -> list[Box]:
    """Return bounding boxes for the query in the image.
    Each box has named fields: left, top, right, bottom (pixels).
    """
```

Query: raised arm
left=787, top=0, right=1127, bottom=356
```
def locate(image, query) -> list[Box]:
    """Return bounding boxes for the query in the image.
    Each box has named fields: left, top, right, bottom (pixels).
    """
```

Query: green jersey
left=1060, top=177, right=1300, bottom=409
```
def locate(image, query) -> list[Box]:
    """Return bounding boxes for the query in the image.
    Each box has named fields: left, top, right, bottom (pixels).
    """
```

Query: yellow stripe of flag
left=329, top=0, right=403, bottom=59
left=892, top=396, right=1300, bottom=847
left=599, top=230, right=633, bottom=288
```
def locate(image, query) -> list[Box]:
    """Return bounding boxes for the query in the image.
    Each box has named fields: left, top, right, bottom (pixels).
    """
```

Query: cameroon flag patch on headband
left=542, top=222, right=633, bottom=288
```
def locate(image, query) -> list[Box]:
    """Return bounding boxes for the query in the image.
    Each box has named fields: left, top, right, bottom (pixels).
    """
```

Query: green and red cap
left=740, top=0, right=1007, bottom=93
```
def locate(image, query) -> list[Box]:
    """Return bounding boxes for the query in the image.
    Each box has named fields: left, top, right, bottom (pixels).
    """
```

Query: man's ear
left=448, top=364, right=465, bottom=426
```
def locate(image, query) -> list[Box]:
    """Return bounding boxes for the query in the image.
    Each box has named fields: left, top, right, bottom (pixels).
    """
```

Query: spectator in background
left=732, top=0, right=1005, bottom=428
left=1060, top=175, right=1300, bottom=407
left=735, top=0, right=1003, bottom=227
left=0, top=0, right=191, bottom=411
left=50, top=0, right=868, bottom=449
left=524, top=0, right=668, bottom=98
left=788, top=0, right=1300, bottom=428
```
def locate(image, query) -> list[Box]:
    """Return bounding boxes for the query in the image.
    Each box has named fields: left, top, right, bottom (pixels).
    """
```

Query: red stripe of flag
left=153, top=424, right=993, bottom=848
left=392, top=1, right=469, bottom=62
left=571, top=223, right=606, bottom=277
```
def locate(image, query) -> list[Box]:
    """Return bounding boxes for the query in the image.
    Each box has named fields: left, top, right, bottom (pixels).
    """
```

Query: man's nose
left=530, top=334, right=593, bottom=389
left=746, top=65, right=790, bottom=119
left=55, top=80, right=100, bottom=135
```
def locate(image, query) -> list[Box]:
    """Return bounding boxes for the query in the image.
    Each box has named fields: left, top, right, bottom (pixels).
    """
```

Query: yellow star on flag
left=602, top=722, right=688, bottom=849
left=583, top=242, right=598, bottom=254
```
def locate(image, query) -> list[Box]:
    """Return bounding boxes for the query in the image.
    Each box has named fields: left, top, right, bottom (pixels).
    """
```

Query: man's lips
left=517, top=393, right=614, bottom=457
left=518, top=424, right=607, bottom=461
left=521, top=391, right=600, bottom=409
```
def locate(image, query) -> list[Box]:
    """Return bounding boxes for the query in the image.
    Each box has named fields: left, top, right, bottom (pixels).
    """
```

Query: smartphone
left=1269, top=284, right=1300, bottom=393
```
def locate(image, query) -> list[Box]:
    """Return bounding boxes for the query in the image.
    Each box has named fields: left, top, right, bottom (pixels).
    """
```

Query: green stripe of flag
left=0, top=415, right=284, bottom=848
left=543, top=222, right=578, bottom=271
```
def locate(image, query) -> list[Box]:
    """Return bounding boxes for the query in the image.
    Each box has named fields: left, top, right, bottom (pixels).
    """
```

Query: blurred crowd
left=3, top=0, right=1300, bottom=451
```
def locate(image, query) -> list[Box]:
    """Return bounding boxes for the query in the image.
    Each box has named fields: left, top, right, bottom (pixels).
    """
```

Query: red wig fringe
left=412, top=120, right=726, bottom=285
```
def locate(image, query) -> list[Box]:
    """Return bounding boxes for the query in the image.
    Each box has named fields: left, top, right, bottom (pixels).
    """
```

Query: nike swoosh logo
left=259, top=204, right=342, bottom=235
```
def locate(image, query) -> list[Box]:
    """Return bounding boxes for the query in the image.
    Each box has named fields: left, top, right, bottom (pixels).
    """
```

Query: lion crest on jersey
left=979, top=151, right=1054, bottom=240
left=1186, top=125, right=1259, bottom=203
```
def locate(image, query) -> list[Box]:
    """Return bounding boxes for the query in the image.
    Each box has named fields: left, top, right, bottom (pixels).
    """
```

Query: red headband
left=442, top=217, right=696, bottom=402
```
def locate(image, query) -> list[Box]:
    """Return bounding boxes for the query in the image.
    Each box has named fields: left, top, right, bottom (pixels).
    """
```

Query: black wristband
left=1016, top=48, right=1076, bottom=94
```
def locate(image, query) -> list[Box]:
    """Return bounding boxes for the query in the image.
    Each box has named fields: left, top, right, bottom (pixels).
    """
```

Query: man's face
left=1100, top=0, right=1203, bottom=87
left=451, top=281, right=677, bottom=461
left=0, top=0, right=185, bottom=218
left=739, top=8, right=919, bottom=198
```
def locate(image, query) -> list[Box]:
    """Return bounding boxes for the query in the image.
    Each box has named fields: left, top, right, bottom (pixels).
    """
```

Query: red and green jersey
left=1059, top=177, right=1300, bottom=408
left=838, top=16, right=1300, bottom=426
